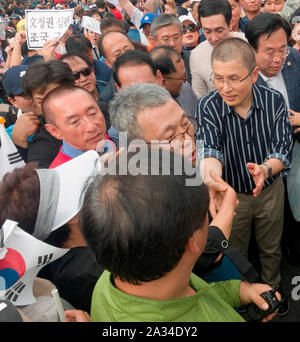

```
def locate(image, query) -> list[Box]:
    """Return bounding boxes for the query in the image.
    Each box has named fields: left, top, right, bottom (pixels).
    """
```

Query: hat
left=34, top=150, right=101, bottom=240
left=9, top=13, right=22, bottom=20
left=140, top=13, right=156, bottom=28
left=2, top=65, right=28, bottom=96
left=178, top=15, right=197, bottom=26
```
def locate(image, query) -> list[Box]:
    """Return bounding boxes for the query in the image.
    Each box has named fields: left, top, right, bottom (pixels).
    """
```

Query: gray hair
left=150, top=14, right=182, bottom=39
left=109, top=83, right=171, bottom=143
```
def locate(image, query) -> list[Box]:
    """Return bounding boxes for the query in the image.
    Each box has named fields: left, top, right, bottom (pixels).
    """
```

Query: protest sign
left=25, top=9, right=74, bottom=49
left=81, top=15, right=101, bottom=34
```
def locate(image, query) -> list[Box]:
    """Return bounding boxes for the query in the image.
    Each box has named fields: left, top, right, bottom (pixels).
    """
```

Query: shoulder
left=191, top=40, right=211, bottom=58
left=233, top=31, right=247, bottom=42
left=198, top=90, right=222, bottom=109
left=94, top=60, right=112, bottom=78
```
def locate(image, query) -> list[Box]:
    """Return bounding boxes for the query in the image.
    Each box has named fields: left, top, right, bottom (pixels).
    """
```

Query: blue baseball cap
left=2, top=65, right=28, bottom=96
left=140, top=13, right=156, bottom=29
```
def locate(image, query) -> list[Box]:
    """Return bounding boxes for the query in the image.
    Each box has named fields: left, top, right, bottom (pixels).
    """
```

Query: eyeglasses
left=262, top=48, right=290, bottom=61
left=210, top=67, right=255, bottom=88
left=73, top=66, right=93, bottom=80
left=146, top=116, right=198, bottom=145
left=182, top=24, right=197, bottom=34
left=163, top=74, right=187, bottom=82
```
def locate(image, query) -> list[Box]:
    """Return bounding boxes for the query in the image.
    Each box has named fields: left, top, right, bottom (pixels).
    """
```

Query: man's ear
left=155, top=69, right=164, bottom=87
left=148, top=35, right=156, bottom=46
left=7, top=96, right=18, bottom=108
left=115, top=81, right=121, bottom=92
left=252, top=66, right=259, bottom=84
left=104, top=57, right=112, bottom=69
left=45, top=123, right=64, bottom=141
left=185, top=229, right=203, bottom=255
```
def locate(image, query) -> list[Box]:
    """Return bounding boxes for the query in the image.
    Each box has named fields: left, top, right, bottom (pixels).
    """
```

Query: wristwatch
left=262, top=163, right=272, bottom=178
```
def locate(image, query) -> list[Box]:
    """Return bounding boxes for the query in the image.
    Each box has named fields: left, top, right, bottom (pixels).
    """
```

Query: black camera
left=241, top=289, right=284, bottom=322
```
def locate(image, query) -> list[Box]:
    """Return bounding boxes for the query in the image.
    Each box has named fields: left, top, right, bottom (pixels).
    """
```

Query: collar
left=61, top=140, right=85, bottom=159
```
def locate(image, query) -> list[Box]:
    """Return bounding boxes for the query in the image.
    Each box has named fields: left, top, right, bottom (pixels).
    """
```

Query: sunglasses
left=182, top=24, right=197, bottom=34
left=73, top=66, right=93, bottom=80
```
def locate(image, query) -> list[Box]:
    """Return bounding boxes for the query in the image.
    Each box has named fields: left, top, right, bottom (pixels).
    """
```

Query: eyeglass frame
left=259, top=47, right=290, bottom=61
left=163, top=74, right=187, bottom=82
left=146, top=116, right=199, bottom=145
left=72, top=66, right=94, bottom=81
left=210, top=67, right=256, bottom=88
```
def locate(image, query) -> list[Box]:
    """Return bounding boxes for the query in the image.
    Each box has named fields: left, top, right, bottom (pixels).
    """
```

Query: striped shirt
left=196, top=83, right=293, bottom=193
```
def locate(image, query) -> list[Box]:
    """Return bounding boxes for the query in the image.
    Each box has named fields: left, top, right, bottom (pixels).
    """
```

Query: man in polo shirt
left=196, top=37, right=293, bottom=294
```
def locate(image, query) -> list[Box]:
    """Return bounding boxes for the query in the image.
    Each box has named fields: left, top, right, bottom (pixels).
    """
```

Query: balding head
left=98, top=31, right=134, bottom=68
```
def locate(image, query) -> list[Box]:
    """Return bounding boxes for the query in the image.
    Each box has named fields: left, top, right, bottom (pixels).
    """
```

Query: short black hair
left=112, top=49, right=155, bottom=87
left=245, top=12, right=291, bottom=50
left=80, top=149, right=209, bottom=285
left=65, top=34, right=93, bottom=54
left=198, top=0, right=232, bottom=27
left=21, top=60, right=75, bottom=96
left=60, top=51, right=93, bottom=68
left=100, top=16, right=126, bottom=34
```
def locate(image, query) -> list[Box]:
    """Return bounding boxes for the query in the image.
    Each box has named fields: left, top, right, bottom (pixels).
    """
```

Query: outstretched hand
left=246, top=163, right=266, bottom=197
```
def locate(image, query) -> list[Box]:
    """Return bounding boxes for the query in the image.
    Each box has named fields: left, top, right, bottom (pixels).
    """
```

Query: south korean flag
left=0, top=117, right=25, bottom=182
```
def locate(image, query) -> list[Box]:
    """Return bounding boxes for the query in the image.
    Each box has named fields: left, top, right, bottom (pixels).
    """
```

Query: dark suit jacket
left=256, top=47, right=300, bottom=142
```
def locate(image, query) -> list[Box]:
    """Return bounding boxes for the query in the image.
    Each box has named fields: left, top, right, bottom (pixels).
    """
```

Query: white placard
left=107, top=0, right=118, bottom=6
left=81, top=15, right=101, bottom=34
left=0, top=220, right=68, bottom=306
left=25, top=9, right=74, bottom=49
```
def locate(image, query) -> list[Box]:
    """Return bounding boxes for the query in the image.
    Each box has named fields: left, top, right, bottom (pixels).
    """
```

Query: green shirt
left=91, top=271, right=245, bottom=322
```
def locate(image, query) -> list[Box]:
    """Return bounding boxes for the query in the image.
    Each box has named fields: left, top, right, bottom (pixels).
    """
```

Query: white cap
left=178, top=15, right=197, bottom=26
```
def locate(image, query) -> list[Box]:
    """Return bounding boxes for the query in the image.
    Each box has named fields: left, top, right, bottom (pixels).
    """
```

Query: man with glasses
left=197, top=37, right=293, bottom=313
left=150, top=46, right=198, bottom=117
left=245, top=12, right=300, bottom=272
left=245, top=12, right=300, bottom=115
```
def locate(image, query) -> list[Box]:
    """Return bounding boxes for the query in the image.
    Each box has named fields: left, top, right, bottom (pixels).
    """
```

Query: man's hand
left=288, top=109, right=300, bottom=133
left=209, top=170, right=239, bottom=239
left=246, top=162, right=267, bottom=197
left=14, top=31, right=27, bottom=46
left=41, top=39, right=59, bottom=62
left=207, top=170, right=238, bottom=219
left=11, top=113, right=40, bottom=148
left=239, top=282, right=281, bottom=322
left=64, top=310, right=91, bottom=322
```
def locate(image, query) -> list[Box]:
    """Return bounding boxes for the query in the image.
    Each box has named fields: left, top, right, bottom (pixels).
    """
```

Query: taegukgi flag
left=0, top=220, right=68, bottom=306
left=0, top=117, right=25, bottom=182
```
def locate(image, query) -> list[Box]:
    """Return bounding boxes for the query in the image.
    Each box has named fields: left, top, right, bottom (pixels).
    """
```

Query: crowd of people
left=0, top=0, right=299, bottom=323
